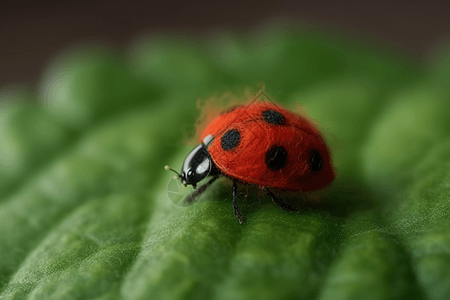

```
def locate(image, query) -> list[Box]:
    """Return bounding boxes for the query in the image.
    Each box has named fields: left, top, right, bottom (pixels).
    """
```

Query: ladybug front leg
left=232, top=181, right=244, bottom=224
left=183, top=176, right=218, bottom=205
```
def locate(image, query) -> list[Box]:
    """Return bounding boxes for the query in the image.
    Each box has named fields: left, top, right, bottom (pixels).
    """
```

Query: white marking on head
left=196, top=158, right=210, bottom=175
left=203, top=134, right=214, bottom=147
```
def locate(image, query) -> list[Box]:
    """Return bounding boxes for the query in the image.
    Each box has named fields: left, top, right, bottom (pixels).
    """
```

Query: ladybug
left=165, top=96, right=335, bottom=224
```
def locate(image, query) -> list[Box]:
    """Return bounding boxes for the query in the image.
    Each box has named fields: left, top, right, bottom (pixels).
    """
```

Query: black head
left=165, top=135, right=215, bottom=189
left=180, top=143, right=213, bottom=188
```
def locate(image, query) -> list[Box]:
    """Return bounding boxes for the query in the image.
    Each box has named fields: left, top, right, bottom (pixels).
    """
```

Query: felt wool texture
left=200, top=101, right=335, bottom=191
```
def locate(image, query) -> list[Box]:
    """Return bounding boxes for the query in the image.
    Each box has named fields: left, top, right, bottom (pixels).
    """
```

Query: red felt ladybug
left=166, top=95, right=335, bottom=224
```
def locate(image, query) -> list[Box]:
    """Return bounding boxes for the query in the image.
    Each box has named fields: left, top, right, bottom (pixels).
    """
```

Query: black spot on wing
left=221, top=129, right=241, bottom=150
left=262, top=110, right=285, bottom=125
left=265, top=145, right=287, bottom=170
left=309, top=150, right=322, bottom=171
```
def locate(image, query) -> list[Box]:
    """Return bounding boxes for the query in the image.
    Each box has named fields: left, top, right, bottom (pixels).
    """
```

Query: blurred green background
left=1, top=1, right=450, bottom=300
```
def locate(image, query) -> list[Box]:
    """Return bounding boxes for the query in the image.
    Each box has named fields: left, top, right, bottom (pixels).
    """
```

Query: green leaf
left=1, top=23, right=449, bottom=300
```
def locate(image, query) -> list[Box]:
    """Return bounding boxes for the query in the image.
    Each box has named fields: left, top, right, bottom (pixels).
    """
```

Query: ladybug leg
left=183, top=176, right=218, bottom=205
left=265, top=188, right=296, bottom=211
left=232, top=181, right=244, bottom=224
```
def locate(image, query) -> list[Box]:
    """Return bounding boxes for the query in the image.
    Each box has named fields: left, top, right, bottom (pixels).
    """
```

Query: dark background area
left=1, top=0, right=449, bottom=90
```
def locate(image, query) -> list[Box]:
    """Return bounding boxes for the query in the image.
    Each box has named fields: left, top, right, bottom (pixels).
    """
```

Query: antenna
left=165, top=165, right=181, bottom=180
